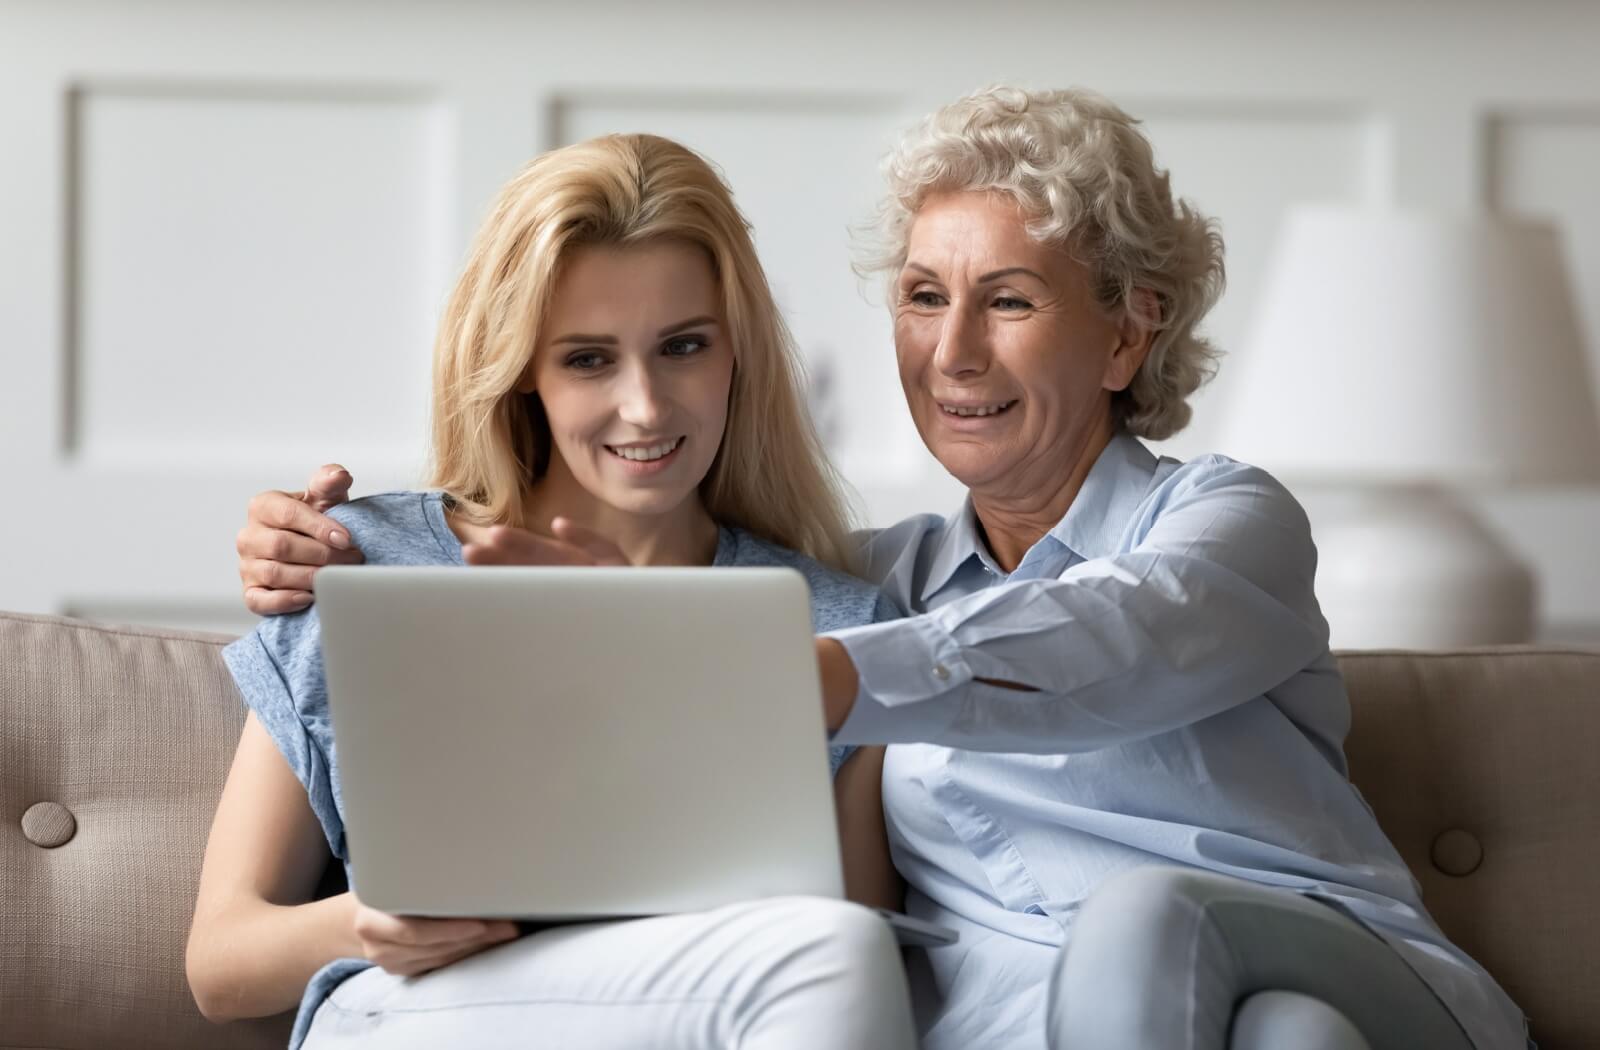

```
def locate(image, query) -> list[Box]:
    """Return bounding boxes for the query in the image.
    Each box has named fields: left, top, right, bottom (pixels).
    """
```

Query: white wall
left=2, top=1, right=1598, bottom=636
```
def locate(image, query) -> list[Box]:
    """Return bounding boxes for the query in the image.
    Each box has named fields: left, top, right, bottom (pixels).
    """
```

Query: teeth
left=609, top=438, right=682, bottom=462
left=942, top=401, right=1015, bottom=417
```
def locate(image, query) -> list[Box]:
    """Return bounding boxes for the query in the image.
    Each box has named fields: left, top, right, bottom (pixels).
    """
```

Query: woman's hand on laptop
left=351, top=899, right=519, bottom=977
left=237, top=464, right=365, bottom=615
left=461, top=517, right=629, bottom=567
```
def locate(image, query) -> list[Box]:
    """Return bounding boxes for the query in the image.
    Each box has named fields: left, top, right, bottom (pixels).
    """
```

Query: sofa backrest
left=1, top=611, right=290, bottom=1050
left=3, top=611, right=1597, bottom=1048
left=1341, top=646, right=1600, bottom=1050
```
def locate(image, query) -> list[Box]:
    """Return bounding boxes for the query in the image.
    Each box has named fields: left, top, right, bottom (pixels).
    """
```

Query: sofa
left=3, top=609, right=1597, bottom=1049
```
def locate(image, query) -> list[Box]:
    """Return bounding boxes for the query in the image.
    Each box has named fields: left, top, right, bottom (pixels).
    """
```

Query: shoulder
left=327, top=491, right=459, bottom=566
left=725, top=529, right=891, bottom=631
left=1143, top=454, right=1310, bottom=534
left=853, top=514, right=947, bottom=583
left=1133, top=453, right=1318, bottom=596
left=326, top=490, right=433, bottom=534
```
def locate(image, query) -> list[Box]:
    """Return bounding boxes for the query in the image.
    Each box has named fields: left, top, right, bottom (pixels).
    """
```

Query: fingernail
left=329, top=530, right=350, bottom=550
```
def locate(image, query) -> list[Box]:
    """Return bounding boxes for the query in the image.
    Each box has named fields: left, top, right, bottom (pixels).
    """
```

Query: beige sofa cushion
left=1, top=611, right=290, bottom=1050
left=1342, top=647, right=1600, bottom=1050
left=4, top=609, right=1596, bottom=1049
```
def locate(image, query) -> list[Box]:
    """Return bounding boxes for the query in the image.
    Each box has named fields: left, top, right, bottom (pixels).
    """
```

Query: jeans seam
left=320, top=993, right=731, bottom=1018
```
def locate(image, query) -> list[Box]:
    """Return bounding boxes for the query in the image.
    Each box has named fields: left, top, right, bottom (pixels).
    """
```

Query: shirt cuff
left=825, top=615, right=969, bottom=744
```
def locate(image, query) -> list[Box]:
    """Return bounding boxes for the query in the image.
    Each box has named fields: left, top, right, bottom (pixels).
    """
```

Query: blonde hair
left=859, top=85, right=1226, bottom=440
left=427, top=134, right=859, bottom=571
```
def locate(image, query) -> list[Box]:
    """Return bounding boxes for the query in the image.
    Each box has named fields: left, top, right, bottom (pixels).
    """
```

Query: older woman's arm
left=827, top=460, right=1329, bottom=753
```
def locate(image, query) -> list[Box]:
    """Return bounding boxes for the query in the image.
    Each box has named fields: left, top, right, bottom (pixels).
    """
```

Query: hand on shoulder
left=238, top=464, right=364, bottom=615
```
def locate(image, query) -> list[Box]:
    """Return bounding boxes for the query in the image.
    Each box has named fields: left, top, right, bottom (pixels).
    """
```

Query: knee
left=733, top=898, right=914, bottom=1048
left=1086, top=864, right=1218, bottom=909
left=1055, top=867, right=1234, bottom=1007
left=763, top=897, right=898, bottom=971
left=1074, top=866, right=1221, bottom=947
left=1048, top=868, right=1236, bottom=1049
left=1231, top=991, right=1372, bottom=1050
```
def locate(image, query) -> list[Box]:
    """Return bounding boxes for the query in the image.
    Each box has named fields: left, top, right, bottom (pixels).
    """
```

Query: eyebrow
left=550, top=315, right=719, bottom=345
left=903, top=262, right=1048, bottom=285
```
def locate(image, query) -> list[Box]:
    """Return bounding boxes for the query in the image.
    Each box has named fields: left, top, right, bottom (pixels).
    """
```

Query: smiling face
left=528, top=239, right=734, bottom=524
left=894, top=190, right=1151, bottom=499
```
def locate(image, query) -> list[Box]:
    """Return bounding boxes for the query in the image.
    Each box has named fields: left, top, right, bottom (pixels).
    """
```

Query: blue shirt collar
left=919, top=431, right=1161, bottom=601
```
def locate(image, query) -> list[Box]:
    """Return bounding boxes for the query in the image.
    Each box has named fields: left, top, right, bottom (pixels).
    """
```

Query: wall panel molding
left=64, top=81, right=455, bottom=472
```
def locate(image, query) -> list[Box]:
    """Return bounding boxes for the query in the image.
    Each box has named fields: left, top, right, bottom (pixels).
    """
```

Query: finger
left=357, top=912, right=518, bottom=973
left=306, top=464, right=355, bottom=512
left=237, top=523, right=360, bottom=567
left=369, top=912, right=503, bottom=949
left=244, top=587, right=313, bottom=616
left=549, top=518, right=630, bottom=566
left=420, top=931, right=520, bottom=973
left=241, top=558, right=317, bottom=594
left=374, top=938, right=492, bottom=978
left=247, top=490, right=357, bottom=551
left=462, top=525, right=592, bottom=567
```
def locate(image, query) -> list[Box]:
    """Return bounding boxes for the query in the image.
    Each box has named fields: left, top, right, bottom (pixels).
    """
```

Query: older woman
left=235, top=88, right=1526, bottom=1049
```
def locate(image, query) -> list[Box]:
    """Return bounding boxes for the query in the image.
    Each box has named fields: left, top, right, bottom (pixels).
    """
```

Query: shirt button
left=933, top=664, right=950, bottom=681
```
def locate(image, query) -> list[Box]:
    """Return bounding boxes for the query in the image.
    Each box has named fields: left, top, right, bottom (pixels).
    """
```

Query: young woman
left=186, top=134, right=917, bottom=1050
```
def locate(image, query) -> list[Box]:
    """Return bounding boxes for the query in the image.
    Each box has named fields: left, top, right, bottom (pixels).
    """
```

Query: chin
left=930, top=448, right=1015, bottom=493
left=930, top=454, right=989, bottom=489
left=600, top=488, right=694, bottom=518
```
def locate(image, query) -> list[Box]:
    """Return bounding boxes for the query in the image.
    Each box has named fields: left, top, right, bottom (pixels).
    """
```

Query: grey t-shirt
left=221, top=491, right=896, bottom=1048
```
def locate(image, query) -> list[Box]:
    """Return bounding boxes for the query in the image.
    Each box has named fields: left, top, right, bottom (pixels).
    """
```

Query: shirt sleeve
left=828, top=464, right=1329, bottom=752
left=221, top=608, right=345, bottom=859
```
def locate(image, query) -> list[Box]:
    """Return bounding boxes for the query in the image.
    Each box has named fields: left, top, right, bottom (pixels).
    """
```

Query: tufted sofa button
left=1430, top=828, right=1483, bottom=877
left=21, top=801, right=78, bottom=848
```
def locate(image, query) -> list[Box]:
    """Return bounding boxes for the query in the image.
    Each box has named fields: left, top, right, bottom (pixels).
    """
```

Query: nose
left=616, top=360, right=671, bottom=429
left=931, top=300, right=988, bottom=379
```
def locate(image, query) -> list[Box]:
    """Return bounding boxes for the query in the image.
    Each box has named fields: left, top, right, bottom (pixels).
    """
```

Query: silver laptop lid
left=316, top=565, right=845, bottom=920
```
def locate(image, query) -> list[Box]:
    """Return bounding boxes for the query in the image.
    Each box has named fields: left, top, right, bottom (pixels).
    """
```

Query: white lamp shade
left=1219, top=208, right=1600, bottom=485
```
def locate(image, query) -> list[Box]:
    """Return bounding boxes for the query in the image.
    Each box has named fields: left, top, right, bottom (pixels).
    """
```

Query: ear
left=1102, top=287, right=1158, bottom=393
left=515, top=359, right=538, bottom=395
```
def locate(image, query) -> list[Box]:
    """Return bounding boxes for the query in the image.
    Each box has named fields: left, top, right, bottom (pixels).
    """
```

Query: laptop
left=315, top=565, right=956, bottom=948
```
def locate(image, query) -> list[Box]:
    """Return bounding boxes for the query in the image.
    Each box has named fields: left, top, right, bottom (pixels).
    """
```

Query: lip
left=603, top=436, right=685, bottom=476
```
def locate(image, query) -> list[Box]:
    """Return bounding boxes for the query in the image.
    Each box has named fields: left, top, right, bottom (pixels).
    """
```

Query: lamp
left=1218, top=207, right=1600, bottom=648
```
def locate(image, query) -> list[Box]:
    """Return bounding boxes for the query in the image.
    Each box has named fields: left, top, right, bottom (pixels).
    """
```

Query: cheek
left=893, top=317, right=937, bottom=384
left=683, top=361, right=734, bottom=441
left=1002, top=324, right=1093, bottom=403
left=538, top=382, right=606, bottom=445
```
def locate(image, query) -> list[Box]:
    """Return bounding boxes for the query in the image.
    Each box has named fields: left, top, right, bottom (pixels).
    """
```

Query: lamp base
left=1313, top=485, right=1534, bottom=649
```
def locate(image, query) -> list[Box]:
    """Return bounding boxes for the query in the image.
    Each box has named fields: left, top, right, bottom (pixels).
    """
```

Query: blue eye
left=663, top=335, right=709, bottom=357
left=994, top=296, right=1032, bottom=310
left=565, top=351, right=609, bottom=371
left=908, top=290, right=945, bottom=307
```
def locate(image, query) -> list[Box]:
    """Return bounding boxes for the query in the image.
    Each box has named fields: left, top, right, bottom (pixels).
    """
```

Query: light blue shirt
left=222, top=490, right=893, bottom=1050
left=829, top=432, right=1527, bottom=1050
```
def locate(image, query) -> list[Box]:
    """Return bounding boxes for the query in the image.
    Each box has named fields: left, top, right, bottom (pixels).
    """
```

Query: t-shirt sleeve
left=221, top=607, right=345, bottom=860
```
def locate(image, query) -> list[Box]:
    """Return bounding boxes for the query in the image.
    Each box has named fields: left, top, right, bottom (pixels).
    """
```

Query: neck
left=522, top=459, right=720, bottom=567
left=970, top=414, right=1116, bottom=573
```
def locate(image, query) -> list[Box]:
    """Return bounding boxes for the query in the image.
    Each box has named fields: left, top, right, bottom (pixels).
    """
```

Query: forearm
left=832, top=746, right=903, bottom=912
left=188, top=891, right=360, bottom=1023
left=831, top=561, right=1324, bottom=752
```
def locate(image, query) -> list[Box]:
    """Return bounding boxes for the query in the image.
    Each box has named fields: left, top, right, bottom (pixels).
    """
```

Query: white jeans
left=301, top=896, right=916, bottom=1050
